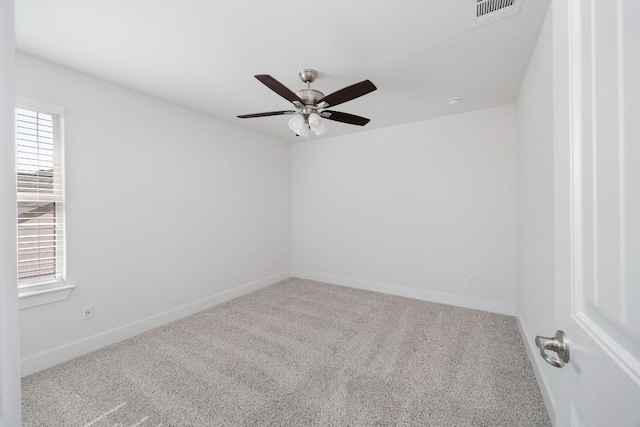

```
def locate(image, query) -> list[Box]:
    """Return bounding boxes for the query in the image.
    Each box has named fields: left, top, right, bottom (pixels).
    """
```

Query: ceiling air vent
left=475, top=0, right=521, bottom=25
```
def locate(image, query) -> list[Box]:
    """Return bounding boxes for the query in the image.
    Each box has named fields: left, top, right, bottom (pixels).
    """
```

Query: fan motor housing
left=296, top=89, right=324, bottom=106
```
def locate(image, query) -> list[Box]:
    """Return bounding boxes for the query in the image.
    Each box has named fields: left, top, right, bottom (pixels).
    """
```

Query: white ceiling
left=16, top=0, right=550, bottom=143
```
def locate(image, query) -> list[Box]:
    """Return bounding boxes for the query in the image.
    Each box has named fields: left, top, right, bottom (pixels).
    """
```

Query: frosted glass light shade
left=308, top=113, right=322, bottom=128
left=298, top=123, right=309, bottom=137
left=308, top=113, right=328, bottom=136
left=288, top=114, right=305, bottom=134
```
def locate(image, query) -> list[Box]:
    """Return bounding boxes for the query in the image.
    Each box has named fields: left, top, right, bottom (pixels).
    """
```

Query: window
left=15, top=102, right=65, bottom=293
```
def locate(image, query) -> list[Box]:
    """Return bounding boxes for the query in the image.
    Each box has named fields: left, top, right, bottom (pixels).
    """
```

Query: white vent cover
left=475, top=0, right=521, bottom=25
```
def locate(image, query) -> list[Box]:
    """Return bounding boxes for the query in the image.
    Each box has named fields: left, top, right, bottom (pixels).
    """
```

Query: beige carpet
left=22, top=278, right=550, bottom=426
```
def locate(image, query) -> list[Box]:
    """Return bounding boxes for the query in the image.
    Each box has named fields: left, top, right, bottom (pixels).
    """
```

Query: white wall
left=16, top=53, right=292, bottom=375
left=0, top=0, right=21, bottom=424
left=515, top=5, right=557, bottom=420
left=292, top=105, right=517, bottom=314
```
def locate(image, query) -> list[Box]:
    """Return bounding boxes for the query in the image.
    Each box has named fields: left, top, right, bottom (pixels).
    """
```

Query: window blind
left=16, top=107, right=65, bottom=287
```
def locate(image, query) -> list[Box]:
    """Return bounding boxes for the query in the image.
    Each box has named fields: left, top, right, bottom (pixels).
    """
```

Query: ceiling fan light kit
left=238, top=69, right=376, bottom=138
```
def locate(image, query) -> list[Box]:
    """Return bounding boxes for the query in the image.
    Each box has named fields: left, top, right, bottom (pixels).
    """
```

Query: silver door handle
left=535, top=330, right=570, bottom=368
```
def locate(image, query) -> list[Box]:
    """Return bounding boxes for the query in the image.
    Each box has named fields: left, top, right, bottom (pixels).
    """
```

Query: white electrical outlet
left=467, top=275, right=474, bottom=285
left=82, top=304, right=93, bottom=320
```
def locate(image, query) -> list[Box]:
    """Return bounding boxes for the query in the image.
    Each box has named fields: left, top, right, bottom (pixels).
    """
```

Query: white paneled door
left=550, top=0, right=640, bottom=425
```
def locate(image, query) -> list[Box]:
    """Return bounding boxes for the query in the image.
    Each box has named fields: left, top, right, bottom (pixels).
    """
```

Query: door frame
left=0, top=0, right=20, bottom=426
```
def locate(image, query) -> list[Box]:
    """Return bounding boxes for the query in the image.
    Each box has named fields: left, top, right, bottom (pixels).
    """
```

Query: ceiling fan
left=237, top=69, right=376, bottom=137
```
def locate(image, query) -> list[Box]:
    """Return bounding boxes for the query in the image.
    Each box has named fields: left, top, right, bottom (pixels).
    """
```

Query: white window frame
left=16, top=97, right=74, bottom=309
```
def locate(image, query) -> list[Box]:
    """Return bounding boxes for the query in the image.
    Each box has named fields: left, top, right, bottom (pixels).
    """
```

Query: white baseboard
left=21, top=271, right=291, bottom=377
left=292, top=270, right=514, bottom=316
left=514, top=308, right=556, bottom=425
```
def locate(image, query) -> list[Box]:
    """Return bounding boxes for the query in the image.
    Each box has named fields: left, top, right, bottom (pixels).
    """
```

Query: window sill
left=19, top=281, right=75, bottom=310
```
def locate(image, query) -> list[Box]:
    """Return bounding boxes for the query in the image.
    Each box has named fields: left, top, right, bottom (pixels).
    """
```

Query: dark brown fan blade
left=316, top=80, right=376, bottom=108
left=237, top=110, right=296, bottom=119
left=255, top=75, right=304, bottom=105
left=322, top=110, right=371, bottom=126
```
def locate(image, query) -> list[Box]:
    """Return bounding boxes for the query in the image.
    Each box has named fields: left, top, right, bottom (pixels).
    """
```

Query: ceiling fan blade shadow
left=255, top=75, right=304, bottom=105
left=317, top=80, right=376, bottom=108
left=237, top=110, right=296, bottom=119
left=322, top=110, right=371, bottom=126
